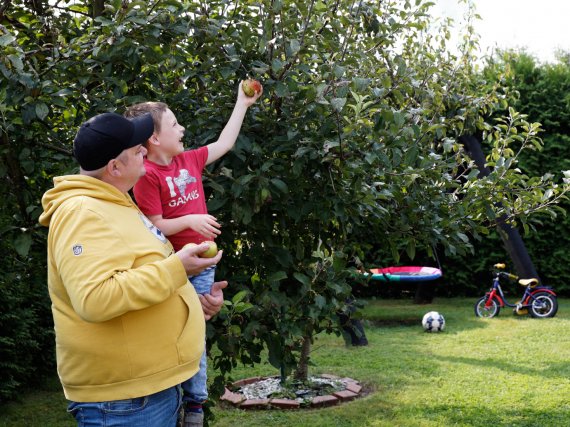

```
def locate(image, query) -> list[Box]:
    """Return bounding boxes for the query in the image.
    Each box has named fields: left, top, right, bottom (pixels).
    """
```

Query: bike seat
left=519, top=278, right=539, bottom=287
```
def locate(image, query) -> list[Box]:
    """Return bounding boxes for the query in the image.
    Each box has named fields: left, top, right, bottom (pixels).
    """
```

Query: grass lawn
left=1, top=297, right=568, bottom=426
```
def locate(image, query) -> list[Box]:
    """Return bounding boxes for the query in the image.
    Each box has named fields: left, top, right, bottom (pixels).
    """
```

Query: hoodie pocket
left=176, top=290, right=206, bottom=364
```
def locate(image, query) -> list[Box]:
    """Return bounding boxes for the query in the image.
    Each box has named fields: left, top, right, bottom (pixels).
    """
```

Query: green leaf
left=231, top=290, right=249, bottom=304
left=352, top=77, right=371, bottom=91
left=268, top=271, right=288, bottom=283
left=393, top=111, right=405, bottom=127
left=237, top=174, right=256, bottom=185
left=206, top=197, right=226, bottom=211
left=35, top=103, right=49, bottom=120
left=288, top=39, right=301, bottom=56
left=0, top=34, right=16, bottom=46
left=229, top=325, right=241, bottom=335
left=334, top=65, right=345, bottom=78
left=456, top=233, right=469, bottom=243
left=543, top=189, right=554, bottom=200
left=315, top=295, right=326, bottom=309
left=14, top=233, right=32, bottom=257
left=467, top=169, right=480, bottom=180
left=220, top=67, right=234, bottom=79
left=272, top=58, right=284, bottom=73
left=406, top=239, right=416, bottom=260
left=270, top=178, right=288, bottom=193
left=267, top=335, right=284, bottom=370
left=331, top=98, right=346, bottom=112
left=274, top=81, right=289, bottom=97
left=234, top=302, right=254, bottom=314
left=8, top=54, right=23, bottom=71
left=68, top=4, right=90, bottom=14
left=293, top=272, right=311, bottom=286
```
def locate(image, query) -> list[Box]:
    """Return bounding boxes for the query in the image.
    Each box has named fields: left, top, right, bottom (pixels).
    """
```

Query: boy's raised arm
left=206, top=80, right=263, bottom=165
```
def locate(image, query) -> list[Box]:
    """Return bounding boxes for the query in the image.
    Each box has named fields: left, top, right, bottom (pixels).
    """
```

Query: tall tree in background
left=442, top=50, right=570, bottom=294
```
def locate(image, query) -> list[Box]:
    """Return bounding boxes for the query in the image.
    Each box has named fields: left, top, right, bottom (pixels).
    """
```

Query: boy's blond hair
left=124, top=102, right=169, bottom=147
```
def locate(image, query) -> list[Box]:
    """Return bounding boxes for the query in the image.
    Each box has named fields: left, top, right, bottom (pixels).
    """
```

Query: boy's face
left=155, top=108, right=185, bottom=156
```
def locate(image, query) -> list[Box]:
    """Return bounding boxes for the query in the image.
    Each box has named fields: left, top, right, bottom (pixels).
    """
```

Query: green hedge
left=0, top=241, right=54, bottom=402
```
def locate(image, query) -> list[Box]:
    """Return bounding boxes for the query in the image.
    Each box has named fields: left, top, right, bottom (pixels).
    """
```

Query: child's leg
left=189, top=266, right=215, bottom=295
left=183, top=266, right=216, bottom=409
left=181, top=349, right=208, bottom=406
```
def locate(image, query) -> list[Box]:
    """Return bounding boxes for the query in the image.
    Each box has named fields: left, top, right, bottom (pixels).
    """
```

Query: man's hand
left=199, top=281, right=228, bottom=320
left=176, top=242, right=222, bottom=276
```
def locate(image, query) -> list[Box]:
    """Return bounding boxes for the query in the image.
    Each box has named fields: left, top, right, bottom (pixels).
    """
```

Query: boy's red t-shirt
left=133, top=147, right=209, bottom=251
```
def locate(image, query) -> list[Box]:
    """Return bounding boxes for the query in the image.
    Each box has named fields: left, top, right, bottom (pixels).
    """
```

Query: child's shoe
left=183, top=404, right=204, bottom=427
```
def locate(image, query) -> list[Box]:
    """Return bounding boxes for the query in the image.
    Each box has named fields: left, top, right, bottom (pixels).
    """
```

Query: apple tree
left=172, top=0, right=569, bottom=387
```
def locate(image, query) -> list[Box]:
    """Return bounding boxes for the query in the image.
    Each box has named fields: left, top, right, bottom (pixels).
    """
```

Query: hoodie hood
left=39, top=175, right=136, bottom=227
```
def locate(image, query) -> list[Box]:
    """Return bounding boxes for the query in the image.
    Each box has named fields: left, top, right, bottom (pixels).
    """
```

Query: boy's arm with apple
left=205, top=79, right=263, bottom=165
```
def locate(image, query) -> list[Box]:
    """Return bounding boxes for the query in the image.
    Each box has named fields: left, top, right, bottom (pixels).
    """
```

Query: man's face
left=117, top=144, right=147, bottom=186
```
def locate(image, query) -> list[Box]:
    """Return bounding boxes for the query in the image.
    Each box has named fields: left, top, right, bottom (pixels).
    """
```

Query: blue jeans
left=67, top=385, right=181, bottom=427
left=182, top=266, right=215, bottom=405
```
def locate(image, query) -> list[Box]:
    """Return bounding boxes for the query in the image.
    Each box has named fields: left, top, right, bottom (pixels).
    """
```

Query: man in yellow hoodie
left=39, top=112, right=225, bottom=426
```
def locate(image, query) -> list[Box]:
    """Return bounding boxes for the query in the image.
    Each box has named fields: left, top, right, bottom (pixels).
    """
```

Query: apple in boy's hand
left=242, top=79, right=262, bottom=97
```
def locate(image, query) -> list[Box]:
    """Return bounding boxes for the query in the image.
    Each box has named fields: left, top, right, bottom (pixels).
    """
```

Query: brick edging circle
left=220, top=374, right=363, bottom=410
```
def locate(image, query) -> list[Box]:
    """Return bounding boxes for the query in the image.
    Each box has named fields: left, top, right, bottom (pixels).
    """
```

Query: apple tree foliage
left=1, top=0, right=568, bottom=399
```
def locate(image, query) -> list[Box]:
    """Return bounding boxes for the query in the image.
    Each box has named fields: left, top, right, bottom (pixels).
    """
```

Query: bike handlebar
left=493, top=270, right=519, bottom=281
left=492, top=263, right=518, bottom=280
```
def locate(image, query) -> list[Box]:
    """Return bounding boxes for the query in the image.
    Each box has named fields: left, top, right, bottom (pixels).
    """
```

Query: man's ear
left=106, top=159, right=122, bottom=177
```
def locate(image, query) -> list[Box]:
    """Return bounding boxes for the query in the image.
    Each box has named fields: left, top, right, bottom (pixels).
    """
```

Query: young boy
left=126, top=81, right=262, bottom=426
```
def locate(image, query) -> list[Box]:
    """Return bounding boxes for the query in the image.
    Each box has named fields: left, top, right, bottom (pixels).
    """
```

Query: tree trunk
left=460, top=135, right=541, bottom=282
left=294, top=333, right=312, bottom=382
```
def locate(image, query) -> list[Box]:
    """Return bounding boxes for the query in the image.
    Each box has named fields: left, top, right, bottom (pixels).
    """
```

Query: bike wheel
left=474, top=296, right=500, bottom=318
left=529, top=292, right=558, bottom=318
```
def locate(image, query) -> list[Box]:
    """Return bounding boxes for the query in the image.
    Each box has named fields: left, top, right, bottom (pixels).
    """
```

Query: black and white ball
left=422, top=311, right=445, bottom=332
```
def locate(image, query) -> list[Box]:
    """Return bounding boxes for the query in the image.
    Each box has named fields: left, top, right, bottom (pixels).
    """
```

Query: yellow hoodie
left=39, top=175, right=204, bottom=402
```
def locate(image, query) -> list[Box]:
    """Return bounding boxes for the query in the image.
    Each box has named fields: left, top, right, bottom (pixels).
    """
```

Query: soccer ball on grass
left=422, top=311, right=445, bottom=332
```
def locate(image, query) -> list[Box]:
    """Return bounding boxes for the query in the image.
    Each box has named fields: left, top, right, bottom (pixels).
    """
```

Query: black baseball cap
left=73, top=112, right=154, bottom=171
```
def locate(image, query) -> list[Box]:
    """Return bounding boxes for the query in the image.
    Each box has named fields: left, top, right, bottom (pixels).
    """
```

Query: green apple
left=199, top=241, right=218, bottom=258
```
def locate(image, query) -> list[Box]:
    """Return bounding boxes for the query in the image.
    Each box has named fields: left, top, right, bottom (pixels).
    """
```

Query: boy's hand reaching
left=187, top=214, right=221, bottom=240
left=205, top=79, right=262, bottom=165
left=237, top=79, right=263, bottom=107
